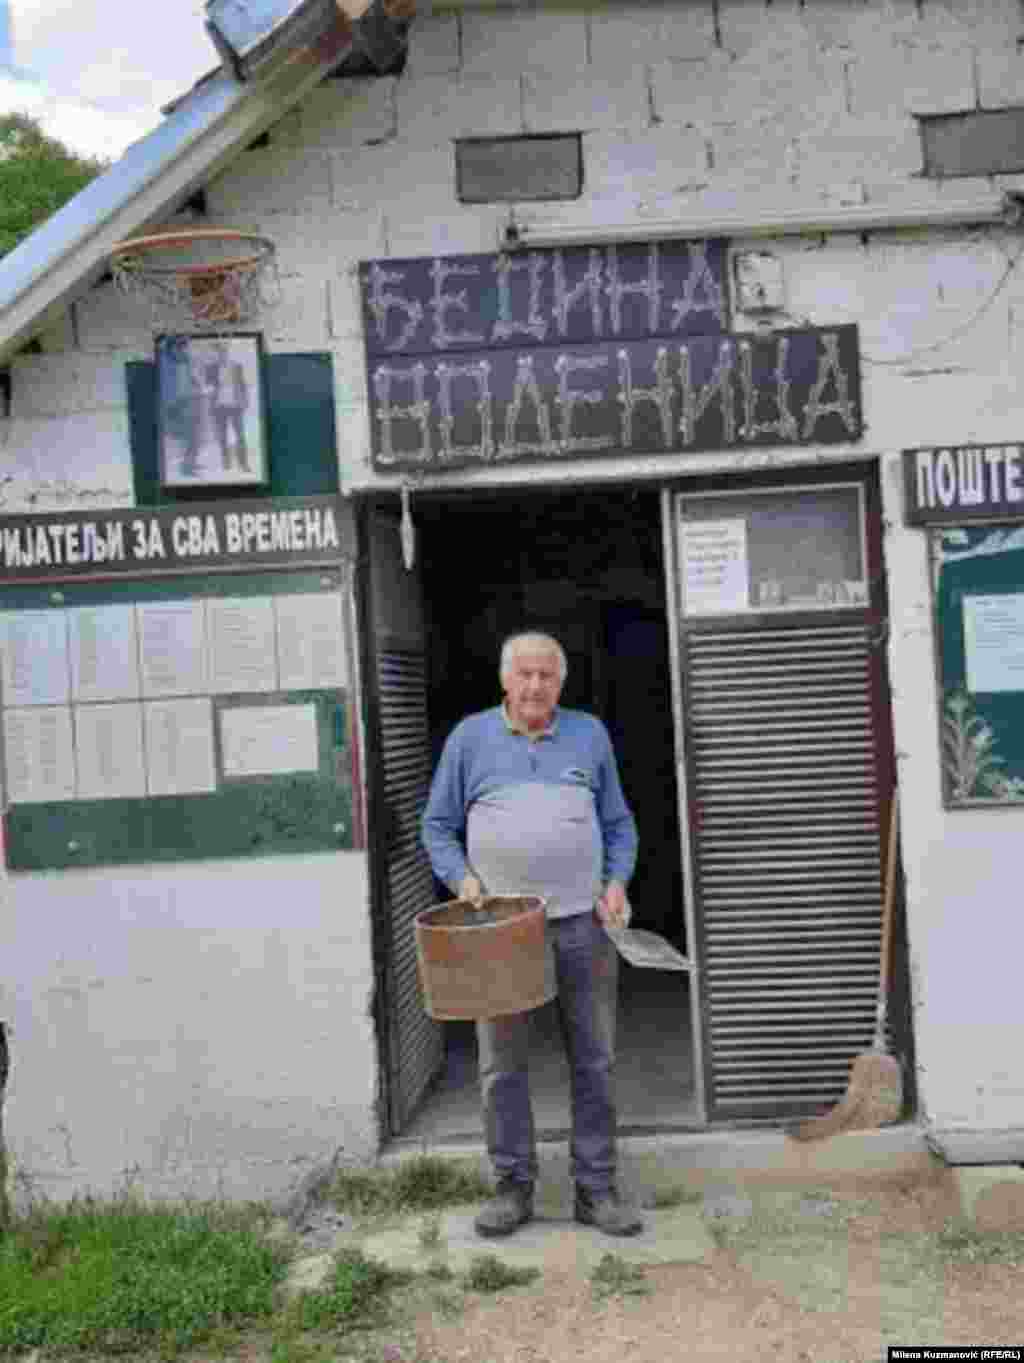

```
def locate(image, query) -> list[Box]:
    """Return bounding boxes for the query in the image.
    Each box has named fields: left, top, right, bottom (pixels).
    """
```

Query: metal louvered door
left=672, top=478, right=894, bottom=1124
left=365, top=508, right=443, bottom=1135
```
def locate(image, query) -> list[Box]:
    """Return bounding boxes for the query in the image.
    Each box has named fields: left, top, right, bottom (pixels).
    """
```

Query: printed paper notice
left=220, top=703, right=319, bottom=777
left=3, top=706, right=75, bottom=803
left=75, top=703, right=146, bottom=799
left=139, top=600, right=207, bottom=697
left=0, top=610, right=70, bottom=706
left=144, top=698, right=216, bottom=796
left=680, top=518, right=749, bottom=615
left=964, top=593, right=1024, bottom=693
left=207, top=597, right=277, bottom=694
left=275, top=593, right=347, bottom=690
left=70, top=605, right=140, bottom=703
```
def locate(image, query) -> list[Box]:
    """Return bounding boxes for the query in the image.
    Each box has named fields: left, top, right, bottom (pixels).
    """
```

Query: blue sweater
left=421, top=706, right=638, bottom=918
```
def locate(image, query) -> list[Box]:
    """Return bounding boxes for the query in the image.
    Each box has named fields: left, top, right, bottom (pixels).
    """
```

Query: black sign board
left=360, top=240, right=730, bottom=357
left=903, top=444, right=1024, bottom=525
left=0, top=494, right=354, bottom=584
left=360, top=241, right=862, bottom=472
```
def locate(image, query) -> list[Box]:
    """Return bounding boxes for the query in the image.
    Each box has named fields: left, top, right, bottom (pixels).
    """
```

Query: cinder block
left=260, top=277, right=331, bottom=349
left=976, top=44, right=1024, bottom=107
left=395, top=72, right=523, bottom=145
left=382, top=207, right=506, bottom=260
left=706, top=120, right=802, bottom=193
left=523, top=66, right=649, bottom=133
left=588, top=0, right=716, bottom=70
left=716, top=0, right=806, bottom=58
left=2, top=413, right=135, bottom=511
left=272, top=212, right=387, bottom=280
left=846, top=37, right=974, bottom=116
left=326, top=337, right=370, bottom=408
left=954, top=1165, right=1024, bottom=1231
left=795, top=112, right=924, bottom=188
left=460, top=5, right=588, bottom=78
left=205, top=145, right=331, bottom=219
left=334, top=400, right=373, bottom=481
left=584, top=124, right=707, bottom=199
left=295, top=78, right=397, bottom=150
left=329, top=141, right=452, bottom=218
left=328, top=270, right=370, bottom=343
left=652, top=42, right=846, bottom=133
left=72, top=279, right=156, bottom=353
left=10, top=352, right=138, bottom=419
left=404, top=10, right=460, bottom=76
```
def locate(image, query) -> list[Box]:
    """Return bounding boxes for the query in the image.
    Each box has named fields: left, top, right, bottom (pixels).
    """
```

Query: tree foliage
left=0, top=113, right=107, bottom=258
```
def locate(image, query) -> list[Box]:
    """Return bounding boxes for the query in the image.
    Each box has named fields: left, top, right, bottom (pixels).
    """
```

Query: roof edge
left=0, top=11, right=355, bottom=366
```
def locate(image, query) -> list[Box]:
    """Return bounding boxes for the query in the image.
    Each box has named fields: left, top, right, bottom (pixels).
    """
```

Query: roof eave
left=0, top=10, right=355, bottom=366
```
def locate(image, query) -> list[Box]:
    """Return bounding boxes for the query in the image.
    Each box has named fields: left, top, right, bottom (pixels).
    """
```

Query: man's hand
left=458, top=873, right=485, bottom=904
left=596, top=880, right=630, bottom=930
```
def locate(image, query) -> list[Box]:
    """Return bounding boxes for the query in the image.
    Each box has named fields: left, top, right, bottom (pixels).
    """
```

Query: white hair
left=499, top=632, right=568, bottom=685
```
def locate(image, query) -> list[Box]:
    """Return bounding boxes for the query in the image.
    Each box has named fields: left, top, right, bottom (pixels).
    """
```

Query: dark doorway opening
left=396, top=483, right=700, bottom=1143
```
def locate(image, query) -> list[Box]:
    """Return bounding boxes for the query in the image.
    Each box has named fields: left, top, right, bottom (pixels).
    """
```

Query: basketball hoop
left=109, top=229, right=281, bottom=332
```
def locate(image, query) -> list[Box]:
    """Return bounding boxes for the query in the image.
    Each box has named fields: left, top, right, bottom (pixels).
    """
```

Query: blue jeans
left=476, top=909, right=618, bottom=1193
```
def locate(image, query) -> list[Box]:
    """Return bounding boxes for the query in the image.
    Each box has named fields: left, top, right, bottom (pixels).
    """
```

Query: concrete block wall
left=9, top=0, right=1023, bottom=503
left=178, top=0, right=1024, bottom=489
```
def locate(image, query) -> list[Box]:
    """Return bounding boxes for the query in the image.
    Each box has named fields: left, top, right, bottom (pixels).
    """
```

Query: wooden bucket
left=414, top=895, right=552, bottom=1020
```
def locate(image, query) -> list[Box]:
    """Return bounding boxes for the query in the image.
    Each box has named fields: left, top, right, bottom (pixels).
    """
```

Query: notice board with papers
left=933, top=523, right=1024, bottom=807
left=0, top=496, right=361, bottom=869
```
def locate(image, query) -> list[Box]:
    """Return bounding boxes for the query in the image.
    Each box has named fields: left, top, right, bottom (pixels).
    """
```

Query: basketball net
left=110, top=230, right=281, bottom=333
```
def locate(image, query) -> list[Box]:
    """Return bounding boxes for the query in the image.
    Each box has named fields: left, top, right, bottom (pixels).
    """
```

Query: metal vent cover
left=376, top=645, right=443, bottom=1131
left=686, top=624, right=882, bottom=1119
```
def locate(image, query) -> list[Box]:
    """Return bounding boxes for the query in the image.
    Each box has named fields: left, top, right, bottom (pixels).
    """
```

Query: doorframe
left=661, top=457, right=904, bottom=1126
left=661, top=486, right=709, bottom=1126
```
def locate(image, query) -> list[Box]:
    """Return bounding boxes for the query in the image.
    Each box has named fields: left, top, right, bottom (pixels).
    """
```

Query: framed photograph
left=156, top=333, right=269, bottom=489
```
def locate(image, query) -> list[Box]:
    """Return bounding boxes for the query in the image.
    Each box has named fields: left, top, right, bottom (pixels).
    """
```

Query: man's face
left=503, top=646, right=564, bottom=733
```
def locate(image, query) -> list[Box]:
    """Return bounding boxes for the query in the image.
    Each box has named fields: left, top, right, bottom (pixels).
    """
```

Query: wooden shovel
left=788, top=792, right=903, bottom=1142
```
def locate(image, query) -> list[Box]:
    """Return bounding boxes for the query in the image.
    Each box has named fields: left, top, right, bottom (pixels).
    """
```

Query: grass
left=0, top=1197, right=287, bottom=1357
left=463, top=1254, right=539, bottom=1293
left=929, top=1222, right=1024, bottom=1267
left=283, top=1248, right=413, bottom=1333
left=589, top=1252, right=650, bottom=1300
left=0, top=1158, right=500, bottom=1358
left=326, top=1155, right=491, bottom=1219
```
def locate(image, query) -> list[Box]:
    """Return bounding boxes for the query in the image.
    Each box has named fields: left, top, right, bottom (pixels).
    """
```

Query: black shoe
left=474, top=1180, right=534, bottom=1238
left=574, top=1186, right=644, bottom=1236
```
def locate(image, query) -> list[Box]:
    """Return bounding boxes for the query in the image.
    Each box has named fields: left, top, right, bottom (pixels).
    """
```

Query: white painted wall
left=0, top=853, right=378, bottom=1202
left=5, top=0, right=1024, bottom=1195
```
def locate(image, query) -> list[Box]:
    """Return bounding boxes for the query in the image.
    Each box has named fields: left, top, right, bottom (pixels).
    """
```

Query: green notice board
left=0, top=567, right=359, bottom=869
left=935, top=524, right=1024, bottom=806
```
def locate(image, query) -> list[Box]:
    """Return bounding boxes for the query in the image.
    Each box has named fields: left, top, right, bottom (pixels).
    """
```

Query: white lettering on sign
left=914, top=445, right=1024, bottom=513
left=0, top=521, right=126, bottom=571
left=555, top=352, right=614, bottom=456
left=371, top=330, right=858, bottom=466
left=430, top=258, right=484, bottom=350
left=366, top=261, right=423, bottom=352
left=223, top=507, right=339, bottom=556
left=492, top=252, right=548, bottom=343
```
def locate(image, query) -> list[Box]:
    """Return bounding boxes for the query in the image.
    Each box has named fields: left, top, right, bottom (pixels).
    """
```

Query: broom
left=788, top=791, right=903, bottom=1142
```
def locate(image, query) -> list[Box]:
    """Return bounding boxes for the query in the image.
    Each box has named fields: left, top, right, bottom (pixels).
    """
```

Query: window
left=456, top=134, right=582, bottom=204
left=919, top=108, right=1024, bottom=178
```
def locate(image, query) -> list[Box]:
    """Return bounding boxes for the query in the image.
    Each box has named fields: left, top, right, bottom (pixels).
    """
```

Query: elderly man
left=421, top=632, right=641, bottom=1238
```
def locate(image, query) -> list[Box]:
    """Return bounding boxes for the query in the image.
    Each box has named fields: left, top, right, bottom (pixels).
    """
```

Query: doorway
left=400, top=484, right=699, bottom=1141
left=363, top=462, right=905, bottom=1144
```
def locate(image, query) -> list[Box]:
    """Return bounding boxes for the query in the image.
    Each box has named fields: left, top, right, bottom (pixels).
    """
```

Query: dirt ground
left=345, top=1174, right=1024, bottom=1363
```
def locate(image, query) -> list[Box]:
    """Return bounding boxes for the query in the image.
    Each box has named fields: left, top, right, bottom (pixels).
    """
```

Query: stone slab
left=953, top=1164, right=1024, bottom=1231
left=358, top=1202, right=715, bottom=1275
